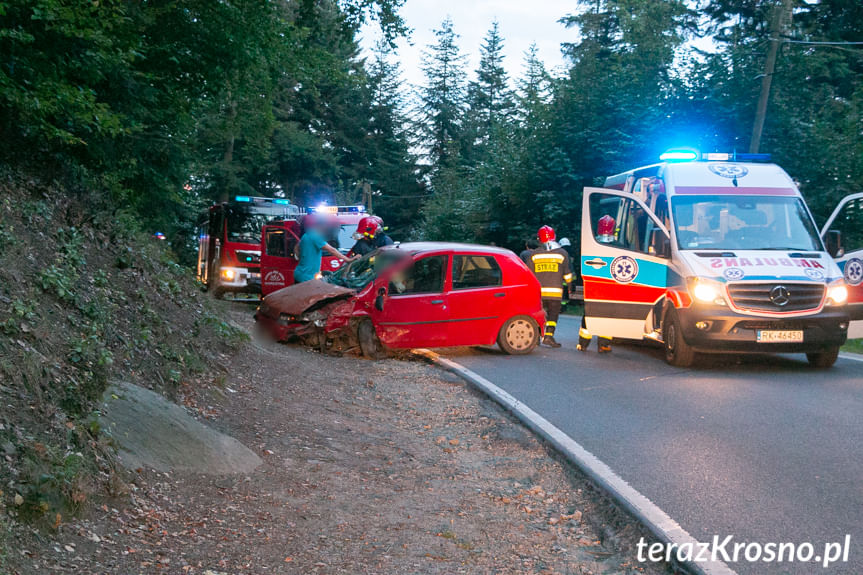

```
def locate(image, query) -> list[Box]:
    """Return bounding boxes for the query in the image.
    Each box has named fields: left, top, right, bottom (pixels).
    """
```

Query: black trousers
left=542, top=298, right=562, bottom=336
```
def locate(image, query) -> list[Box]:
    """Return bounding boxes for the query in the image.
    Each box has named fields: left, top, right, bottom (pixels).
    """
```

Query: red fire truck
left=259, top=205, right=369, bottom=297
left=197, top=196, right=301, bottom=298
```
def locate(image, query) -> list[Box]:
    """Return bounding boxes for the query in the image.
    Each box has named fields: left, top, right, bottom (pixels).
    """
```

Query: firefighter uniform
left=529, top=242, right=572, bottom=348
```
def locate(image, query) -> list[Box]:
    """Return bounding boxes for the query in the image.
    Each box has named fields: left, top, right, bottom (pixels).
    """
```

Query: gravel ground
left=6, top=304, right=671, bottom=575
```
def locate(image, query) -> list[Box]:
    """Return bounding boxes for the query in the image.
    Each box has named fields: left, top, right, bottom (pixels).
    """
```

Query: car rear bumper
left=677, top=306, right=850, bottom=353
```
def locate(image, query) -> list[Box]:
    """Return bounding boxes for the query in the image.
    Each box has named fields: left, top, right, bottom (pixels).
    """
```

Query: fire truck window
left=265, top=229, right=287, bottom=258
left=829, top=197, right=863, bottom=254
left=390, top=255, right=447, bottom=295
left=452, top=255, right=503, bottom=289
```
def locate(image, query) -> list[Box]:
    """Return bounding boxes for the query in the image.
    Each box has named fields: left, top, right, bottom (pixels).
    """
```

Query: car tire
left=357, top=319, right=387, bottom=360
left=663, top=308, right=695, bottom=368
left=807, top=347, right=839, bottom=369
left=497, top=316, right=540, bottom=355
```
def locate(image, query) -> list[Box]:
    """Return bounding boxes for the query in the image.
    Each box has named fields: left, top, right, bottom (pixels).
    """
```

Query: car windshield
left=671, top=195, right=822, bottom=251
left=226, top=205, right=291, bottom=244
left=327, top=249, right=407, bottom=290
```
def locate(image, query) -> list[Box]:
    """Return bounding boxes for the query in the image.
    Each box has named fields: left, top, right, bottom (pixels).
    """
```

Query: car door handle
left=431, top=299, right=445, bottom=305
left=494, top=292, right=506, bottom=298
left=585, top=258, right=608, bottom=269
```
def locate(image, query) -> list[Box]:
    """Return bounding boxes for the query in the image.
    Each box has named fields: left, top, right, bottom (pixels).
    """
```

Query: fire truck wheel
left=357, top=319, right=387, bottom=360
left=807, top=348, right=839, bottom=369
left=663, top=308, right=695, bottom=368
left=497, top=316, right=540, bottom=355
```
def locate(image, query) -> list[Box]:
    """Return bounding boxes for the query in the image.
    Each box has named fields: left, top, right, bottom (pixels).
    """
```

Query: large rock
left=100, top=382, right=261, bottom=475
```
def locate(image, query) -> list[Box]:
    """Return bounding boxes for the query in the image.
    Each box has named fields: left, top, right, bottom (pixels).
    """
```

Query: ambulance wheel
left=807, top=348, right=839, bottom=369
left=498, top=316, right=540, bottom=355
left=663, top=308, right=695, bottom=368
left=358, top=319, right=386, bottom=360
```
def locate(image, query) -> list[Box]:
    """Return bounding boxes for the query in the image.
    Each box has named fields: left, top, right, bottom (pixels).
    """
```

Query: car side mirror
left=825, top=230, right=843, bottom=258
left=375, top=287, right=387, bottom=311
left=649, top=228, right=672, bottom=258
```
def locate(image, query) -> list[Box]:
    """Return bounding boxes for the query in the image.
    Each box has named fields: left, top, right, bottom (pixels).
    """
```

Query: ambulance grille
left=727, top=283, right=824, bottom=313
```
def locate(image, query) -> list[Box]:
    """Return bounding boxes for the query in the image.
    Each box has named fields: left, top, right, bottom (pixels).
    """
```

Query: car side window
left=452, top=255, right=503, bottom=289
left=390, top=255, right=447, bottom=295
left=828, top=197, right=863, bottom=254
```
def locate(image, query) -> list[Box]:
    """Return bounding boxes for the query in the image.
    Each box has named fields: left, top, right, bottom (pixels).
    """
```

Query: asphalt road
left=441, top=315, right=863, bottom=575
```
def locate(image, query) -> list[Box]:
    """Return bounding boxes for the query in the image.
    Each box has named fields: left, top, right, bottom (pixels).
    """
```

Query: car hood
left=263, top=280, right=355, bottom=317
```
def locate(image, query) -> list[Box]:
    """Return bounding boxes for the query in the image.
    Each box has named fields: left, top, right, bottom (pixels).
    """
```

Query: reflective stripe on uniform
left=531, top=253, right=566, bottom=263
left=541, top=287, right=563, bottom=297
left=563, top=273, right=573, bottom=282
left=579, top=327, right=591, bottom=339
left=547, top=321, right=557, bottom=327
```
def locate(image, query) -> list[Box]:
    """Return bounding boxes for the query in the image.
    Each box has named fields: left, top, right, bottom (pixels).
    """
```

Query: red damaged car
left=255, top=243, right=546, bottom=357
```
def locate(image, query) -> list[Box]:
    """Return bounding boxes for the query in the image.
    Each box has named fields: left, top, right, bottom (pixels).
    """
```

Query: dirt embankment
left=0, top=171, right=246, bottom=568
left=6, top=302, right=669, bottom=574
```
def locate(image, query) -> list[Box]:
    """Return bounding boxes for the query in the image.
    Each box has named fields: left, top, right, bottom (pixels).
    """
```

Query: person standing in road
left=294, top=214, right=354, bottom=283
left=528, top=225, right=572, bottom=348
left=348, top=216, right=394, bottom=258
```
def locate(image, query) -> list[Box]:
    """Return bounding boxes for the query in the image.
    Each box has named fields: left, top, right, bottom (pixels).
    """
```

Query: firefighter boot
left=543, top=320, right=562, bottom=348
left=577, top=326, right=592, bottom=352
left=598, top=337, right=613, bottom=354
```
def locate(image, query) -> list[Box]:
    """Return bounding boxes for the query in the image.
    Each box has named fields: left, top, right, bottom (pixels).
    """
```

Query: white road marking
left=415, top=348, right=737, bottom=575
left=839, top=352, right=863, bottom=363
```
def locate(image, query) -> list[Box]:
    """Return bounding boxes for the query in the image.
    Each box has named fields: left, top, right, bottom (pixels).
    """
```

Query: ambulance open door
left=580, top=188, right=672, bottom=340
left=821, top=193, right=863, bottom=329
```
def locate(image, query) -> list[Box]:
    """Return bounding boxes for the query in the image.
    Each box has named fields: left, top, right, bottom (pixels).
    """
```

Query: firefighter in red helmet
left=528, top=225, right=572, bottom=348
left=578, top=214, right=616, bottom=353
left=349, top=215, right=393, bottom=257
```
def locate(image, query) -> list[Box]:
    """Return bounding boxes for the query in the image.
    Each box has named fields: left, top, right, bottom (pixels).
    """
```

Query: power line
left=783, top=39, right=863, bottom=46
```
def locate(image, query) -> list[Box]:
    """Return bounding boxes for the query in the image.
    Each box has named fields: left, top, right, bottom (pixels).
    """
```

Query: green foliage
left=39, top=265, right=74, bottom=301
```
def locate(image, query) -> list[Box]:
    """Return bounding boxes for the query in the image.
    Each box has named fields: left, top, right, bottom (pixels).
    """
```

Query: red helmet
left=538, top=225, right=556, bottom=243
left=597, top=215, right=616, bottom=242
left=356, top=216, right=381, bottom=238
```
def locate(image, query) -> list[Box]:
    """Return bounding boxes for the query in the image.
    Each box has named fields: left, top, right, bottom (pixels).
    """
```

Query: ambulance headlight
left=688, top=277, right=727, bottom=306
left=826, top=281, right=848, bottom=306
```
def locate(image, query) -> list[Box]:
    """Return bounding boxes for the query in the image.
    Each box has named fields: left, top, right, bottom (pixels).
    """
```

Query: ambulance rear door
left=821, top=193, right=863, bottom=324
left=581, top=187, right=673, bottom=340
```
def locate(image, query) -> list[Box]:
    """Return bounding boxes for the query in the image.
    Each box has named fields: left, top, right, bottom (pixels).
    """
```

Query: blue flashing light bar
left=274, top=198, right=291, bottom=205
left=235, top=195, right=251, bottom=202
left=661, top=149, right=774, bottom=163
left=660, top=148, right=700, bottom=162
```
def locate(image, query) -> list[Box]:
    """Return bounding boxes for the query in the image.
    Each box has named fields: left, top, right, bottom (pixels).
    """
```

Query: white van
left=580, top=151, right=861, bottom=368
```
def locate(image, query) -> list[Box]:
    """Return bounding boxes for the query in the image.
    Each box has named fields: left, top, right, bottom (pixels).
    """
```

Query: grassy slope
left=0, top=171, right=246, bottom=566
left=843, top=339, right=863, bottom=354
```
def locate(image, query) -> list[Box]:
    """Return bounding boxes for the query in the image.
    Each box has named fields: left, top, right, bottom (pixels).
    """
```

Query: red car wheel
left=497, top=316, right=540, bottom=355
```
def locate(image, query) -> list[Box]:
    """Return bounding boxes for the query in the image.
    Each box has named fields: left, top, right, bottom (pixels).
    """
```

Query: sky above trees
left=360, top=0, right=576, bottom=87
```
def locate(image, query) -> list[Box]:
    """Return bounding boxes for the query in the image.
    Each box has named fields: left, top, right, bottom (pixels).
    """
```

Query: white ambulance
left=580, top=150, right=861, bottom=368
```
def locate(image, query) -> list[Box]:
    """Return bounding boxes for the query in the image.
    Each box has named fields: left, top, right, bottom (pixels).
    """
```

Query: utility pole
left=750, top=0, right=794, bottom=154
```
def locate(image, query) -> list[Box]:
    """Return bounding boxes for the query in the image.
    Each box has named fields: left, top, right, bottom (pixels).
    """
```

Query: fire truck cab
left=580, top=150, right=859, bottom=368
left=259, top=205, right=369, bottom=297
left=196, top=196, right=300, bottom=298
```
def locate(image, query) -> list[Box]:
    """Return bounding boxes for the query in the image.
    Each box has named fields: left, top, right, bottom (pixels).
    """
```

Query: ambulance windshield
left=671, top=196, right=822, bottom=251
